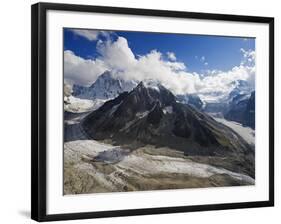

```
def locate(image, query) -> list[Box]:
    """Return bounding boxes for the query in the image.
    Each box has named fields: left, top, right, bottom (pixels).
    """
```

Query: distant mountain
left=82, top=82, right=254, bottom=176
left=228, top=80, right=252, bottom=99
left=72, top=71, right=137, bottom=100
left=244, top=92, right=255, bottom=129
left=204, top=80, right=255, bottom=126
left=225, top=91, right=255, bottom=129
left=224, top=95, right=250, bottom=124
left=73, top=73, right=204, bottom=110
left=176, top=94, right=204, bottom=110
left=203, top=102, right=228, bottom=117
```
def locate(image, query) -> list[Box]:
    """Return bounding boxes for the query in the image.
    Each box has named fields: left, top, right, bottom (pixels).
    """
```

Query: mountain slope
left=82, top=82, right=254, bottom=176
left=224, top=91, right=255, bottom=129
left=72, top=71, right=137, bottom=100
left=204, top=79, right=254, bottom=117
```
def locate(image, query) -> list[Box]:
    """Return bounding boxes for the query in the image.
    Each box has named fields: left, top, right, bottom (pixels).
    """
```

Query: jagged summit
left=72, top=71, right=137, bottom=100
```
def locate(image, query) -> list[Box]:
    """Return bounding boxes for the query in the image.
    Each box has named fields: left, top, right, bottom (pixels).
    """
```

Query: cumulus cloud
left=70, top=29, right=111, bottom=41
left=167, top=51, right=177, bottom=61
left=64, top=50, right=108, bottom=86
left=64, top=34, right=255, bottom=102
left=196, top=65, right=255, bottom=101
left=96, top=37, right=137, bottom=71
left=239, top=48, right=256, bottom=88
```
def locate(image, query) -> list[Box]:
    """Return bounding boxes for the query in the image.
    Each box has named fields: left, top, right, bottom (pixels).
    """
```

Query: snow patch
left=118, top=153, right=254, bottom=184
left=214, top=118, right=255, bottom=145
left=163, top=106, right=173, bottom=114
left=64, top=96, right=105, bottom=113
left=136, top=111, right=149, bottom=119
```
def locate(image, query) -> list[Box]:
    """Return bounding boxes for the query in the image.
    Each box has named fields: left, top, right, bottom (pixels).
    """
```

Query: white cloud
left=197, top=55, right=209, bottom=67
left=197, top=64, right=255, bottom=101
left=96, top=37, right=137, bottom=71
left=167, top=51, right=177, bottom=61
left=64, top=35, right=255, bottom=102
left=70, top=29, right=111, bottom=41
left=64, top=50, right=108, bottom=86
left=239, top=48, right=256, bottom=88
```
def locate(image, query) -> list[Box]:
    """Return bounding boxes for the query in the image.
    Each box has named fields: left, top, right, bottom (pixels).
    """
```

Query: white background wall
left=0, top=0, right=279, bottom=223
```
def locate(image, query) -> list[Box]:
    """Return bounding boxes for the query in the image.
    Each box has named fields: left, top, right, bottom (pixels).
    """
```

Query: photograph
left=63, top=28, right=256, bottom=195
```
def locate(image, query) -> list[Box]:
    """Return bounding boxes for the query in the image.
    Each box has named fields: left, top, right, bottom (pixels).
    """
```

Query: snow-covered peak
left=73, top=71, right=137, bottom=100
left=89, top=71, right=117, bottom=89
left=227, top=79, right=253, bottom=102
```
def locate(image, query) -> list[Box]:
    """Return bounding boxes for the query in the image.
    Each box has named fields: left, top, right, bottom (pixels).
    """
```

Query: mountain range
left=72, top=71, right=205, bottom=110
left=72, top=71, right=137, bottom=100
left=69, top=71, right=255, bottom=129
left=176, top=93, right=204, bottom=110
left=225, top=91, right=255, bottom=129
left=82, top=81, right=254, bottom=177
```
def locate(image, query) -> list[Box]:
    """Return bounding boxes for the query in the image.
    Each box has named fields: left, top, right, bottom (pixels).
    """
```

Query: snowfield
left=64, top=96, right=105, bottom=113
left=118, top=153, right=254, bottom=183
left=64, top=111, right=255, bottom=194
left=214, top=118, right=255, bottom=146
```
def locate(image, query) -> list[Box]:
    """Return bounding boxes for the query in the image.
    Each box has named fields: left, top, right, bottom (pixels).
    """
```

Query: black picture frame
left=31, top=2, right=274, bottom=222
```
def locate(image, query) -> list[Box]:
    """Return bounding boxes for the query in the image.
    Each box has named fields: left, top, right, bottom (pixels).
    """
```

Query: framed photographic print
left=31, top=2, right=274, bottom=222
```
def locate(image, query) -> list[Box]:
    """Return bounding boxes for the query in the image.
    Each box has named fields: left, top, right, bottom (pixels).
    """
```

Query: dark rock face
left=83, top=82, right=175, bottom=138
left=171, top=103, right=219, bottom=147
left=147, top=101, right=164, bottom=126
left=224, top=91, right=255, bottom=129
left=83, top=82, right=253, bottom=158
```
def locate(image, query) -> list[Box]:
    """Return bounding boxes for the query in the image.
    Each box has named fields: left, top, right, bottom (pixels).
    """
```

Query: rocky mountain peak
left=72, top=71, right=137, bottom=100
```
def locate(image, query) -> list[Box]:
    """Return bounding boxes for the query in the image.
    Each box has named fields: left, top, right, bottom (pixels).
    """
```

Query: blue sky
left=64, top=28, right=255, bottom=73
left=64, top=28, right=255, bottom=102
